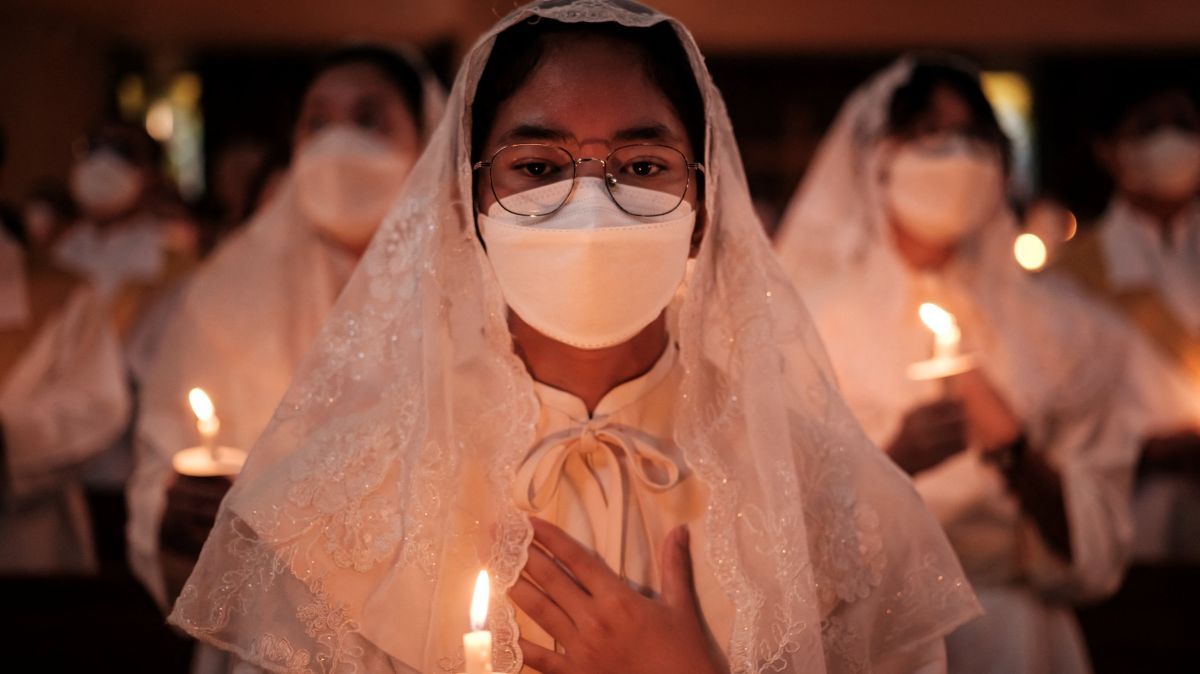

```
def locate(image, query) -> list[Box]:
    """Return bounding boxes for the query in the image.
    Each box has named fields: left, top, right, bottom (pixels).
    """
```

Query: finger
left=530, top=517, right=618, bottom=594
left=508, top=576, right=577, bottom=646
left=660, top=525, right=699, bottom=611
left=519, top=637, right=570, bottom=674
left=524, top=542, right=592, bottom=617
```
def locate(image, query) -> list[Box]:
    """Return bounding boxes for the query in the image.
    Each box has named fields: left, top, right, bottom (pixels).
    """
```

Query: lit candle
left=188, top=387, right=221, bottom=461
left=918, top=302, right=961, bottom=360
left=173, top=387, right=246, bottom=477
left=463, top=570, right=493, bottom=674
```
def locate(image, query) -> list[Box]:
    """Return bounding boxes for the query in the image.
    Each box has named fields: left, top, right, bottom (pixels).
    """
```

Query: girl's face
left=476, top=34, right=698, bottom=215
left=293, top=62, right=420, bottom=156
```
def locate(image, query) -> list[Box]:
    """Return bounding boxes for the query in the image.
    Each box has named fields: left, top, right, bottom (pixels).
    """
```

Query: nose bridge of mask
left=1143, top=127, right=1200, bottom=162
left=1116, top=127, right=1200, bottom=198
left=304, top=125, right=396, bottom=160
left=892, top=143, right=998, bottom=202
left=295, top=125, right=413, bottom=246
left=489, top=177, right=691, bottom=229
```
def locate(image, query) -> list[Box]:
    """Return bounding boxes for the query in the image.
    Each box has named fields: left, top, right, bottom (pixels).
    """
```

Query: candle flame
left=918, top=303, right=958, bottom=339
left=469, top=570, right=490, bottom=631
left=1013, top=233, right=1048, bottom=271
left=188, top=387, right=215, bottom=422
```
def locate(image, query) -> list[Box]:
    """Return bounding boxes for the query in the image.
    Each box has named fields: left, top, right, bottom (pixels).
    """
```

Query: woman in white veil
left=776, top=56, right=1137, bottom=673
left=127, top=44, right=445, bottom=610
left=171, top=3, right=979, bottom=673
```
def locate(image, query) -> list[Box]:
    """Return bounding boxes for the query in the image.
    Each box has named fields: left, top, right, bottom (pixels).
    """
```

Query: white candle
left=188, top=387, right=221, bottom=461
left=463, top=570, right=492, bottom=674
left=918, top=302, right=961, bottom=360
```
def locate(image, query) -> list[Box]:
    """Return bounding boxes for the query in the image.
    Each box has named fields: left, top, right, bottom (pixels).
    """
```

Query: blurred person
left=776, top=56, right=1138, bottom=674
left=41, top=122, right=200, bottom=528
left=127, top=44, right=445, bottom=618
left=1056, top=81, right=1200, bottom=562
left=0, top=132, right=128, bottom=574
left=168, top=4, right=981, bottom=673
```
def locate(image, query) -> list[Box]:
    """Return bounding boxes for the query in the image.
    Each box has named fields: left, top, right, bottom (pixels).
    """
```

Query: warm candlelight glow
left=1013, top=232, right=1048, bottom=271
left=463, top=569, right=493, bottom=674
left=188, top=387, right=220, bottom=460
left=469, top=570, right=489, bottom=632
left=919, top=302, right=959, bottom=343
left=173, top=389, right=245, bottom=476
left=188, top=387, right=215, bottom=423
left=910, top=303, right=975, bottom=381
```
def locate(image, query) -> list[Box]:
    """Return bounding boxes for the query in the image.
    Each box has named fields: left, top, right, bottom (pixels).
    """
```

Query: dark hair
left=307, top=44, right=427, bottom=135
left=888, top=60, right=1011, bottom=169
left=81, top=120, right=163, bottom=168
left=1092, top=76, right=1199, bottom=139
left=470, top=19, right=705, bottom=164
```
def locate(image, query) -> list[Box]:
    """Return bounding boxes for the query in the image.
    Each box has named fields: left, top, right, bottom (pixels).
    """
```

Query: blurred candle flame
left=469, top=570, right=489, bottom=632
left=1014, top=232, right=1048, bottom=271
left=188, top=387, right=215, bottom=422
left=919, top=303, right=959, bottom=343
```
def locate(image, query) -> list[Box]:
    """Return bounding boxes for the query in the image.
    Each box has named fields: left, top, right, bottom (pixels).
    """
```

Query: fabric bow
left=513, top=417, right=681, bottom=574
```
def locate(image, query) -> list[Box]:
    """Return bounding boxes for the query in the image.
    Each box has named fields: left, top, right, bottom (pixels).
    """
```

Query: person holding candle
left=170, top=3, right=980, bottom=673
left=775, top=56, right=1139, bottom=673
left=126, top=44, right=444, bottom=616
left=1054, top=78, right=1200, bottom=563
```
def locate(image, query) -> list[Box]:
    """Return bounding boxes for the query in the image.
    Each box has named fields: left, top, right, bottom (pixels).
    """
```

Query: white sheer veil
left=171, top=4, right=979, bottom=673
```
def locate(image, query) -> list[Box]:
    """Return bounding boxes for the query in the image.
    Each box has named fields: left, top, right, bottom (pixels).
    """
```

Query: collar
left=532, top=339, right=679, bottom=422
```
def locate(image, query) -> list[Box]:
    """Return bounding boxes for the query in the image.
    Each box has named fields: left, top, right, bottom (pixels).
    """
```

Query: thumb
left=660, top=525, right=698, bottom=610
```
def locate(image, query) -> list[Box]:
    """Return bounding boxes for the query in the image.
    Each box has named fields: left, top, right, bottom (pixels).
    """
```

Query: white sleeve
left=1022, top=335, right=1138, bottom=602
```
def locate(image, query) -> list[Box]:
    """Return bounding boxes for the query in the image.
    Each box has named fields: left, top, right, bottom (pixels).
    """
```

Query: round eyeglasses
left=472, top=143, right=705, bottom=218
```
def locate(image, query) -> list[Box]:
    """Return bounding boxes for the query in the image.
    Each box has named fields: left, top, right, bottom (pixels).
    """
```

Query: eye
left=628, top=160, right=663, bottom=177
left=303, top=114, right=329, bottom=134
left=514, top=160, right=556, bottom=178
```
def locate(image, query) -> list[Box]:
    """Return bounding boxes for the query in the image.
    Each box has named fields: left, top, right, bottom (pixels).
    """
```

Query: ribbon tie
left=513, top=417, right=681, bottom=575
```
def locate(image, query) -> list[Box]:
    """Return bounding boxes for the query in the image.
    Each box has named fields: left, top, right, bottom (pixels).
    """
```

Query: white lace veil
left=170, top=5, right=979, bottom=673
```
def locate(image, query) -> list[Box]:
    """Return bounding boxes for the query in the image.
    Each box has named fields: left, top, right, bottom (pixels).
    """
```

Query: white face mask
left=478, top=178, right=696, bottom=350
left=1115, top=128, right=1200, bottom=202
left=69, top=150, right=146, bottom=220
left=294, top=126, right=415, bottom=250
left=883, top=136, right=1004, bottom=246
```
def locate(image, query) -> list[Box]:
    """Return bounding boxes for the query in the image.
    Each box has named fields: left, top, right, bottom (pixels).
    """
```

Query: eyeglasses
left=472, top=143, right=705, bottom=218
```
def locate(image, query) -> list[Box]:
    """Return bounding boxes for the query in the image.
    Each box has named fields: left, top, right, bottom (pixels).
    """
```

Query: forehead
left=485, top=34, right=690, bottom=149
left=304, top=62, right=402, bottom=105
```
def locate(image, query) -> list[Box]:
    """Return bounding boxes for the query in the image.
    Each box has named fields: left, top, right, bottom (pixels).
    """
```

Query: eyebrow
left=494, top=122, right=683, bottom=148
left=613, top=123, right=679, bottom=144
left=496, top=123, right=574, bottom=145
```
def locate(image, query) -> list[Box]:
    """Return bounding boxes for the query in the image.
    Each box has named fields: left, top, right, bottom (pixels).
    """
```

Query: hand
left=950, top=370, right=1022, bottom=450
left=160, top=474, right=232, bottom=603
left=887, top=399, right=968, bottom=475
left=510, top=518, right=725, bottom=674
